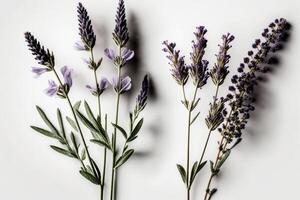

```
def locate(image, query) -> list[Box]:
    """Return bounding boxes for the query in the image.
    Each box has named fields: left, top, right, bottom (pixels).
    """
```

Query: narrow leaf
left=189, top=161, right=198, bottom=186
left=90, top=139, right=111, bottom=150
left=79, top=170, right=100, bottom=185
left=114, top=149, right=134, bottom=169
left=50, top=145, right=74, bottom=158
left=31, top=126, right=58, bottom=139
left=216, top=150, right=231, bottom=169
left=190, top=112, right=200, bottom=125
left=75, top=110, right=98, bottom=133
left=127, top=118, right=143, bottom=142
left=66, top=116, right=78, bottom=131
left=176, top=164, right=187, bottom=185
left=112, top=123, right=127, bottom=139
left=57, top=109, right=65, bottom=138
left=36, top=106, right=59, bottom=135
left=84, top=101, right=99, bottom=129
left=73, top=101, right=81, bottom=110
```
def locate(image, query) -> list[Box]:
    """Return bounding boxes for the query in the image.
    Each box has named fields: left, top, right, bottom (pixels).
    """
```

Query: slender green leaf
left=57, top=109, right=65, bottom=138
left=70, top=132, right=78, bottom=152
left=176, top=164, right=187, bottom=185
left=81, top=149, right=86, bottom=160
left=66, top=116, right=78, bottom=131
left=112, top=123, right=127, bottom=139
left=90, top=139, right=111, bottom=150
left=90, top=158, right=101, bottom=181
left=190, top=161, right=198, bottom=186
left=84, top=101, right=98, bottom=129
left=197, top=161, right=207, bottom=173
left=79, top=170, right=100, bottom=185
left=36, top=106, right=59, bottom=135
left=114, top=149, right=134, bottom=169
left=73, top=101, right=81, bottom=110
left=127, top=118, right=143, bottom=142
left=50, top=145, right=74, bottom=158
left=31, top=126, right=58, bottom=139
left=190, top=112, right=200, bottom=125
left=216, top=150, right=231, bottom=169
left=75, top=110, right=98, bottom=133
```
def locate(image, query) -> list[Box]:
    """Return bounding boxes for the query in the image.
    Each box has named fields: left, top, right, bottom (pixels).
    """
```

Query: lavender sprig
left=210, top=33, right=234, bottom=86
left=25, top=32, right=55, bottom=69
left=113, top=0, right=129, bottom=47
left=77, top=2, right=96, bottom=51
left=204, top=18, right=290, bottom=200
left=162, top=41, right=189, bottom=85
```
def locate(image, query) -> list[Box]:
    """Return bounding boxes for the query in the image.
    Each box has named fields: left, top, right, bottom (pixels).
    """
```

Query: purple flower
left=162, top=40, right=189, bottom=85
left=113, top=0, right=129, bottom=47
left=104, top=47, right=134, bottom=66
left=189, top=60, right=209, bottom=88
left=74, top=41, right=86, bottom=51
left=111, top=76, right=131, bottom=94
left=134, top=75, right=149, bottom=114
left=77, top=3, right=96, bottom=50
left=25, top=32, right=55, bottom=69
left=104, top=48, right=116, bottom=61
left=86, top=77, right=109, bottom=96
left=31, top=67, right=49, bottom=77
left=44, top=80, right=58, bottom=96
left=60, top=66, right=73, bottom=87
left=210, top=33, right=234, bottom=86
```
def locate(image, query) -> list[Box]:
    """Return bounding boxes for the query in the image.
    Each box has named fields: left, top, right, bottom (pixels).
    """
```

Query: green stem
left=101, top=115, right=108, bottom=200
left=110, top=46, right=122, bottom=200
left=52, top=69, right=96, bottom=175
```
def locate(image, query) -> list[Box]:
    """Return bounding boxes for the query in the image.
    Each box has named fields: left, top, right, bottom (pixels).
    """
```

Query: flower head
left=162, top=41, right=189, bottom=85
left=86, top=77, right=109, bottom=96
left=112, top=0, right=129, bottom=47
left=77, top=2, right=96, bottom=50
left=221, top=18, right=290, bottom=145
left=189, top=26, right=209, bottom=88
left=25, top=32, right=55, bottom=69
left=210, top=33, right=234, bottom=86
left=104, top=47, right=134, bottom=66
left=205, top=98, right=226, bottom=131
left=61, top=66, right=73, bottom=87
left=134, top=75, right=149, bottom=115
left=44, top=80, right=58, bottom=96
left=32, top=67, right=50, bottom=77
left=111, top=76, right=131, bottom=94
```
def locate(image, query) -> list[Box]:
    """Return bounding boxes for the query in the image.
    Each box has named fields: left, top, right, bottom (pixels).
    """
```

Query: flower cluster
left=162, top=41, right=189, bottom=85
left=189, top=26, right=209, bottom=88
left=205, top=97, right=227, bottom=131
left=25, top=32, right=55, bottom=69
left=86, top=77, right=109, bottom=96
left=76, top=2, right=96, bottom=51
left=104, top=47, right=134, bottom=67
left=112, top=0, right=129, bottom=47
left=221, top=18, right=290, bottom=144
left=111, top=76, right=132, bottom=94
left=210, top=33, right=234, bottom=86
left=134, top=75, right=149, bottom=116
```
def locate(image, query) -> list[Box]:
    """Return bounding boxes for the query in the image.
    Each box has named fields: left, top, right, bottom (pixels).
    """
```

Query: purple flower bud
left=134, top=75, right=149, bottom=114
left=44, top=80, right=58, bottom=96
left=121, top=48, right=134, bottom=62
left=60, top=66, right=73, bottom=87
left=74, top=41, right=87, bottom=51
left=87, top=77, right=109, bottom=96
left=31, top=67, right=49, bottom=77
left=111, top=76, right=131, bottom=94
left=104, top=48, right=116, bottom=61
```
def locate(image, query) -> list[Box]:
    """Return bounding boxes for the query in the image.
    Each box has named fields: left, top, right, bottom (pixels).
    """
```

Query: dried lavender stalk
left=203, top=18, right=290, bottom=200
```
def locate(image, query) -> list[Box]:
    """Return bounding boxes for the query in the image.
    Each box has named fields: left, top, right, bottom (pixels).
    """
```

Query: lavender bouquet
left=163, top=18, right=289, bottom=200
left=26, top=1, right=149, bottom=200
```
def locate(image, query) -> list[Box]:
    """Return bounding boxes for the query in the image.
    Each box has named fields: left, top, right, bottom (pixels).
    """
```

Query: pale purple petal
left=45, top=80, right=58, bottom=96
left=60, top=66, right=73, bottom=87
left=120, top=76, right=132, bottom=93
left=111, top=76, right=118, bottom=90
left=74, top=41, right=86, bottom=51
left=121, top=48, right=134, bottom=61
left=31, top=67, right=48, bottom=77
left=104, top=48, right=116, bottom=61
left=99, top=77, right=109, bottom=91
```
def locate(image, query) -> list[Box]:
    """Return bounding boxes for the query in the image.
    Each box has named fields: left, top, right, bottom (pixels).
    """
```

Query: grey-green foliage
left=31, top=105, right=101, bottom=185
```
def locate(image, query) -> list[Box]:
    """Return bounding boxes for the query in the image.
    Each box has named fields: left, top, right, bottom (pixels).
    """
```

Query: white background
left=0, top=0, right=300, bottom=200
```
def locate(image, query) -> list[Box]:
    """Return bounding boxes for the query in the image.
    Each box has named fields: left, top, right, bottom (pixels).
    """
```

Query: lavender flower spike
left=77, top=2, right=96, bottom=50
left=210, top=33, right=235, bottom=86
left=134, top=75, right=149, bottom=115
left=44, top=80, right=58, bottom=96
left=189, top=26, right=209, bottom=88
left=113, top=0, right=129, bottom=47
left=31, top=67, right=49, bottom=77
left=86, top=77, right=109, bottom=96
left=111, top=76, right=131, bottom=94
left=61, top=66, right=73, bottom=87
left=162, top=41, right=189, bottom=85
left=25, top=32, right=55, bottom=69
